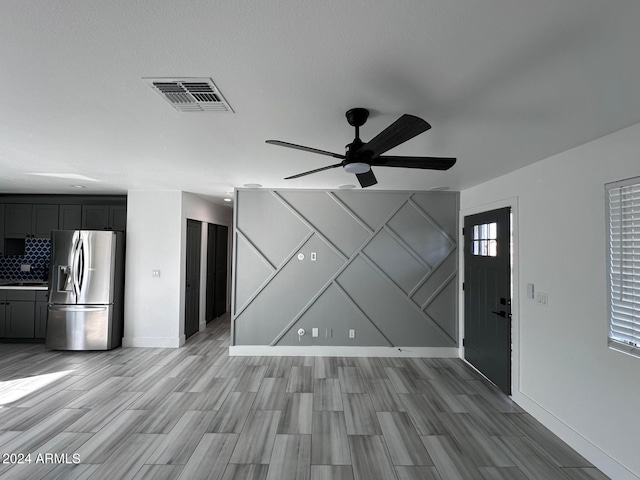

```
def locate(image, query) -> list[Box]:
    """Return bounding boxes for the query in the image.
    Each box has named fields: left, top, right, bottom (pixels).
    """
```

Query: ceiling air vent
left=143, top=77, right=233, bottom=113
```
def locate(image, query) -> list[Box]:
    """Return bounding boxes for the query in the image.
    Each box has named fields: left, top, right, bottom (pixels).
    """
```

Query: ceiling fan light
left=343, top=162, right=370, bottom=174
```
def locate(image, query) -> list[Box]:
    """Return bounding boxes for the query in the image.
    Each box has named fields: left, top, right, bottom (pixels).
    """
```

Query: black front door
left=464, top=207, right=511, bottom=394
left=185, top=219, right=201, bottom=339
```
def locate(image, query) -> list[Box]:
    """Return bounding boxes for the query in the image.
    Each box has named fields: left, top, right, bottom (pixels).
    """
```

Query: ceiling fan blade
left=371, top=156, right=456, bottom=170
left=356, top=169, right=377, bottom=188
left=285, top=162, right=343, bottom=180
left=266, top=140, right=345, bottom=159
left=357, top=114, right=431, bottom=158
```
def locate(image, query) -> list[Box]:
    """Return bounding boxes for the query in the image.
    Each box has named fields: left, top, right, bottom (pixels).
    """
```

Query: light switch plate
left=312, top=327, right=318, bottom=337
left=536, top=292, right=548, bottom=306
left=526, top=283, right=534, bottom=299
left=152, top=269, right=161, bottom=278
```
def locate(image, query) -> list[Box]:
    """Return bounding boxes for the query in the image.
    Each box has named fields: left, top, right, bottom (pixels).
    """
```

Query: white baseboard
left=229, top=345, right=459, bottom=357
left=513, top=391, right=639, bottom=480
left=122, top=336, right=182, bottom=348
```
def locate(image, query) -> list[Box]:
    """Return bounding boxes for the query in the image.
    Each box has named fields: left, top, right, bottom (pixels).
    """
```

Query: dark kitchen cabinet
left=59, top=204, right=82, bottom=230
left=82, top=205, right=127, bottom=231
left=4, top=204, right=32, bottom=237
left=2, top=290, right=36, bottom=338
left=0, top=291, right=5, bottom=336
left=82, top=205, right=109, bottom=230
left=32, top=205, right=59, bottom=237
left=0, top=196, right=126, bottom=255
left=110, top=206, right=127, bottom=231
left=35, top=291, right=49, bottom=339
left=3, top=204, right=58, bottom=238
left=0, top=204, right=4, bottom=256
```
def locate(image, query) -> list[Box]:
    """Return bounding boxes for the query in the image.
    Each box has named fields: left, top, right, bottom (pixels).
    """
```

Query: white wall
left=123, top=190, right=232, bottom=348
left=461, top=122, right=640, bottom=480
left=123, top=190, right=183, bottom=347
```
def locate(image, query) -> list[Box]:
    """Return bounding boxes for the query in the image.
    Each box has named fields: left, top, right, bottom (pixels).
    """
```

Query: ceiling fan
left=266, top=108, right=456, bottom=188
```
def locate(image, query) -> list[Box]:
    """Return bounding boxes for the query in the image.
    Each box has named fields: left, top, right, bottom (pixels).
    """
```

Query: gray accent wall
left=232, top=189, right=458, bottom=347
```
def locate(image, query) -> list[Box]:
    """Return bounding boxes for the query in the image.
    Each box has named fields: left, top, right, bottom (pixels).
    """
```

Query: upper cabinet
left=0, top=204, right=4, bottom=256
left=0, top=196, right=126, bottom=254
left=32, top=205, right=60, bottom=237
left=82, top=205, right=109, bottom=230
left=110, top=205, right=127, bottom=231
left=59, top=205, right=82, bottom=230
left=81, top=205, right=126, bottom=230
left=4, top=204, right=59, bottom=238
left=4, top=204, right=33, bottom=237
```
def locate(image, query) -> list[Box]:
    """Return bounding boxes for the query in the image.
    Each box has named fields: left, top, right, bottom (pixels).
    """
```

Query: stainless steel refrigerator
left=46, top=230, right=125, bottom=350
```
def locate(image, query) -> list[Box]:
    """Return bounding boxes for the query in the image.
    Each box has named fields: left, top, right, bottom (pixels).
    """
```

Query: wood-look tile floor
left=0, top=316, right=609, bottom=480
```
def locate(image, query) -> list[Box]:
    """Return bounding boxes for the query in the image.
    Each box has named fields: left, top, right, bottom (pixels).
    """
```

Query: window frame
left=606, top=175, right=640, bottom=358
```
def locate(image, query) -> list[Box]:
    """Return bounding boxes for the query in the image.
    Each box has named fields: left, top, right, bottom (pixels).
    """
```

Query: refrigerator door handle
left=48, top=305, right=108, bottom=312
left=72, top=237, right=82, bottom=297
left=78, top=238, right=86, bottom=293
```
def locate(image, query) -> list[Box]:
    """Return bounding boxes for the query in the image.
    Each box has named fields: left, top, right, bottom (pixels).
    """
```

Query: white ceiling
left=2, top=1, right=639, bottom=204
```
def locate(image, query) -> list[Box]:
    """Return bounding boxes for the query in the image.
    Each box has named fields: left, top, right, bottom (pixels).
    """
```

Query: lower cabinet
left=35, top=291, right=49, bottom=339
left=0, top=290, right=49, bottom=340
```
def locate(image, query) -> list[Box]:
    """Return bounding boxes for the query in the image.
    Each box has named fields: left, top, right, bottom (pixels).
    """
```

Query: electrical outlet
left=349, top=329, right=356, bottom=339
left=311, top=252, right=317, bottom=261
left=21, top=264, right=31, bottom=272
left=152, top=269, right=161, bottom=278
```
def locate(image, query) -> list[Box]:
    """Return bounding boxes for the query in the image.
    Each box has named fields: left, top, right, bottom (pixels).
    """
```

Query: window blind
left=607, top=177, right=640, bottom=356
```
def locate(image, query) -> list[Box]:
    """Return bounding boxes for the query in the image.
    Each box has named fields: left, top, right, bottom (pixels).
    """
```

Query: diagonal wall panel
left=333, top=191, right=410, bottom=231
left=233, top=189, right=458, bottom=348
left=234, top=233, right=275, bottom=311
left=276, top=284, right=391, bottom=346
left=278, top=190, right=370, bottom=257
left=236, top=189, right=310, bottom=266
left=336, top=256, right=455, bottom=347
left=234, top=233, right=345, bottom=345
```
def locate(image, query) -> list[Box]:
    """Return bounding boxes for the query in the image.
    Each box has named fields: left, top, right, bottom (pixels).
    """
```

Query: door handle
left=491, top=310, right=507, bottom=318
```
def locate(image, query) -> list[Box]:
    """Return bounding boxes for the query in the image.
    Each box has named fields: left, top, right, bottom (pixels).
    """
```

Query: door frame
left=459, top=196, right=520, bottom=398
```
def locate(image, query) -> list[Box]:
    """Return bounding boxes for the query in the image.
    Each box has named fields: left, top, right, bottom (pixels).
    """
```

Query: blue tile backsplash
left=0, top=237, right=51, bottom=281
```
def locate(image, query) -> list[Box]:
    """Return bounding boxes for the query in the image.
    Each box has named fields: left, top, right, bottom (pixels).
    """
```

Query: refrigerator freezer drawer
left=46, top=305, right=120, bottom=350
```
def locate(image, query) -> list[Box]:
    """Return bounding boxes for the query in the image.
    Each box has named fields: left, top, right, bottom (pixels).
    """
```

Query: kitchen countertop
left=0, top=281, right=49, bottom=290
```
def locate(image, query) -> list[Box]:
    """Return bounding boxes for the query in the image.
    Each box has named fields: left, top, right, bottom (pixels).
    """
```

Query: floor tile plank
left=313, top=378, right=343, bottom=411
left=342, top=393, right=381, bottom=435
left=229, top=410, right=280, bottom=464
left=348, top=435, right=397, bottom=480
left=177, top=433, right=238, bottom=480
left=311, top=410, right=351, bottom=465
left=311, top=465, right=354, bottom=480
left=266, top=434, right=311, bottom=480
left=277, top=393, right=313, bottom=434
left=377, top=412, right=433, bottom=466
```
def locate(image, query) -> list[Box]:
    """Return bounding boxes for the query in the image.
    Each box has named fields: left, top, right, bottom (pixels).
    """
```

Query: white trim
left=122, top=335, right=183, bottom=348
left=459, top=196, right=520, bottom=397
left=229, top=345, right=460, bottom=357
left=513, top=391, right=640, bottom=480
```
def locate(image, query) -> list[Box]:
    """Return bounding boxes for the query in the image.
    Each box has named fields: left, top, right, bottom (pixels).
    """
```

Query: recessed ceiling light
left=70, top=185, right=87, bottom=189
left=29, top=173, right=100, bottom=182
left=338, top=184, right=357, bottom=189
left=429, top=186, right=450, bottom=191
left=223, top=198, right=232, bottom=202
left=243, top=183, right=262, bottom=188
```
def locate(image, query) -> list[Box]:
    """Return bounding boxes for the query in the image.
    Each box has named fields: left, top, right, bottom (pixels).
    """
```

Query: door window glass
left=472, top=222, right=497, bottom=257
